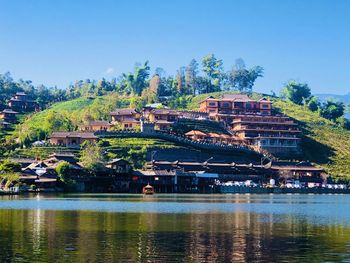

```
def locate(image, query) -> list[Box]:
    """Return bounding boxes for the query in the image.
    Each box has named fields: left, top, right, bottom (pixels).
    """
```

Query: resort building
left=106, top=158, right=132, bottom=174
left=110, top=108, right=141, bottom=130
left=199, top=94, right=272, bottom=120
left=231, top=114, right=301, bottom=154
left=80, top=120, right=112, bottom=132
left=0, top=109, right=18, bottom=123
left=147, top=108, right=180, bottom=130
left=49, top=132, right=98, bottom=146
left=8, top=92, right=39, bottom=112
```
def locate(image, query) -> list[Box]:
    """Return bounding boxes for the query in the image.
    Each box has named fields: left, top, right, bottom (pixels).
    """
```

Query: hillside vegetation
left=5, top=91, right=350, bottom=179
left=12, top=94, right=133, bottom=144
left=272, top=100, right=350, bottom=179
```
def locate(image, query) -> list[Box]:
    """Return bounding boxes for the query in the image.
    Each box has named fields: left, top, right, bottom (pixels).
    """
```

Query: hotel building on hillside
left=198, top=94, right=301, bottom=155
left=109, top=108, right=141, bottom=129
left=199, top=94, right=272, bottom=122
left=231, top=115, right=301, bottom=154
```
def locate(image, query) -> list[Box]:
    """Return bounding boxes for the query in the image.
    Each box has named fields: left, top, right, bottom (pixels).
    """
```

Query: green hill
left=4, top=92, right=350, bottom=179
left=13, top=94, right=133, bottom=143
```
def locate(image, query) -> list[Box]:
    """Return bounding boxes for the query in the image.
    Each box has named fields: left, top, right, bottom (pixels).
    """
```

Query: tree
left=44, top=111, right=73, bottom=133
left=0, top=160, right=21, bottom=173
left=56, top=161, right=71, bottom=183
left=174, top=67, right=186, bottom=95
left=281, top=80, right=311, bottom=105
left=185, top=59, right=199, bottom=95
left=124, top=61, right=151, bottom=96
left=307, top=96, right=320, bottom=112
left=321, top=100, right=345, bottom=121
left=0, top=172, right=19, bottom=189
left=202, top=54, right=223, bottom=92
left=80, top=141, right=105, bottom=173
left=225, top=59, right=264, bottom=92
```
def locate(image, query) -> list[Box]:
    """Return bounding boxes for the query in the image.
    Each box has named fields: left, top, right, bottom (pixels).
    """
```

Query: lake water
left=1, top=193, right=350, bottom=262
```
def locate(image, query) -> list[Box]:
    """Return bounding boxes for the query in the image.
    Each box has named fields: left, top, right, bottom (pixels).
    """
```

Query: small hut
left=185, top=130, right=207, bottom=141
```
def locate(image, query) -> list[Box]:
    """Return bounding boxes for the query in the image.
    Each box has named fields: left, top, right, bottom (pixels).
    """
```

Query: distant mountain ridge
left=315, top=93, right=350, bottom=104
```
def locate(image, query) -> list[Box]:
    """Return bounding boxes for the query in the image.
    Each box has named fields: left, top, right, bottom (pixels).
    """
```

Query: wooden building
left=110, top=108, right=141, bottom=129
left=0, top=109, right=18, bottom=123
left=49, top=132, right=98, bottom=146
left=106, top=158, right=131, bottom=174
left=147, top=108, right=180, bottom=130
left=80, top=120, right=112, bottom=132
left=8, top=92, right=39, bottom=112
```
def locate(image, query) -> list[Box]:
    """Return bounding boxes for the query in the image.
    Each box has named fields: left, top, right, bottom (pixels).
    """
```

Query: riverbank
left=218, top=186, right=350, bottom=194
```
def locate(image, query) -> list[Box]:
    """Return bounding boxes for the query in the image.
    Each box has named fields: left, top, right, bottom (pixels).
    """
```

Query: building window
left=209, top=102, right=216, bottom=106
left=222, top=102, right=229, bottom=107
left=262, top=104, right=269, bottom=108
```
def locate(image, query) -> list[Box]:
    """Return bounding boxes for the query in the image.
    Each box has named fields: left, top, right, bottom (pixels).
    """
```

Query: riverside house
left=49, top=132, right=98, bottom=146
left=110, top=108, right=141, bottom=129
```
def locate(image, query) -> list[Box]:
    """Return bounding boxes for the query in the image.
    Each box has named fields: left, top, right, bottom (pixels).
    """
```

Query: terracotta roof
left=185, top=130, right=207, bottom=136
left=222, top=94, right=254, bottom=102
left=110, top=108, right=138, bottom=116
left=50, top=132, right=98, bottom=139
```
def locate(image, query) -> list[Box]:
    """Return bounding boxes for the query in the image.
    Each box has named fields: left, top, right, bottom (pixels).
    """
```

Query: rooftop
left=110, top=108, right=139, bottom=115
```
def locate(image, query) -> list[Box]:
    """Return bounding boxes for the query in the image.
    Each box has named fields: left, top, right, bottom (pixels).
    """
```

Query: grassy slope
left=273, top=100, right=350, bottom=178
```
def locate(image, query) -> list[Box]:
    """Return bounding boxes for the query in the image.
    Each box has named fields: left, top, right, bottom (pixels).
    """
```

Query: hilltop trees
left=185, top=59, right=199, bottom=95
left=225, top=59, right=264, bottom=92
left=321, top=100, right=345, bottom=121
left=281, top=81, right=311, bottom=105
left=202, top=54, right=223, bottom=92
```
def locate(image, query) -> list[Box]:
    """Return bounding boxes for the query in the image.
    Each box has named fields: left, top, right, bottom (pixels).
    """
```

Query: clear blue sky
left=1, top=0, right=349, bottom=94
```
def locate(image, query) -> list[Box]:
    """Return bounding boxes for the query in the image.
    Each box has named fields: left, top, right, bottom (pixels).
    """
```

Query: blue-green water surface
left=0, top=193, right=350, bottom=262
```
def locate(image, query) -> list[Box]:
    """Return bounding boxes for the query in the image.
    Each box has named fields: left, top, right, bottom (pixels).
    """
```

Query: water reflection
left=0, top=195, right=350, bottom=262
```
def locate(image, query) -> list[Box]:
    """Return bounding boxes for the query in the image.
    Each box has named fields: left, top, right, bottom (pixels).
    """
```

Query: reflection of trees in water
left=0, top=210, right=349, bottom=262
